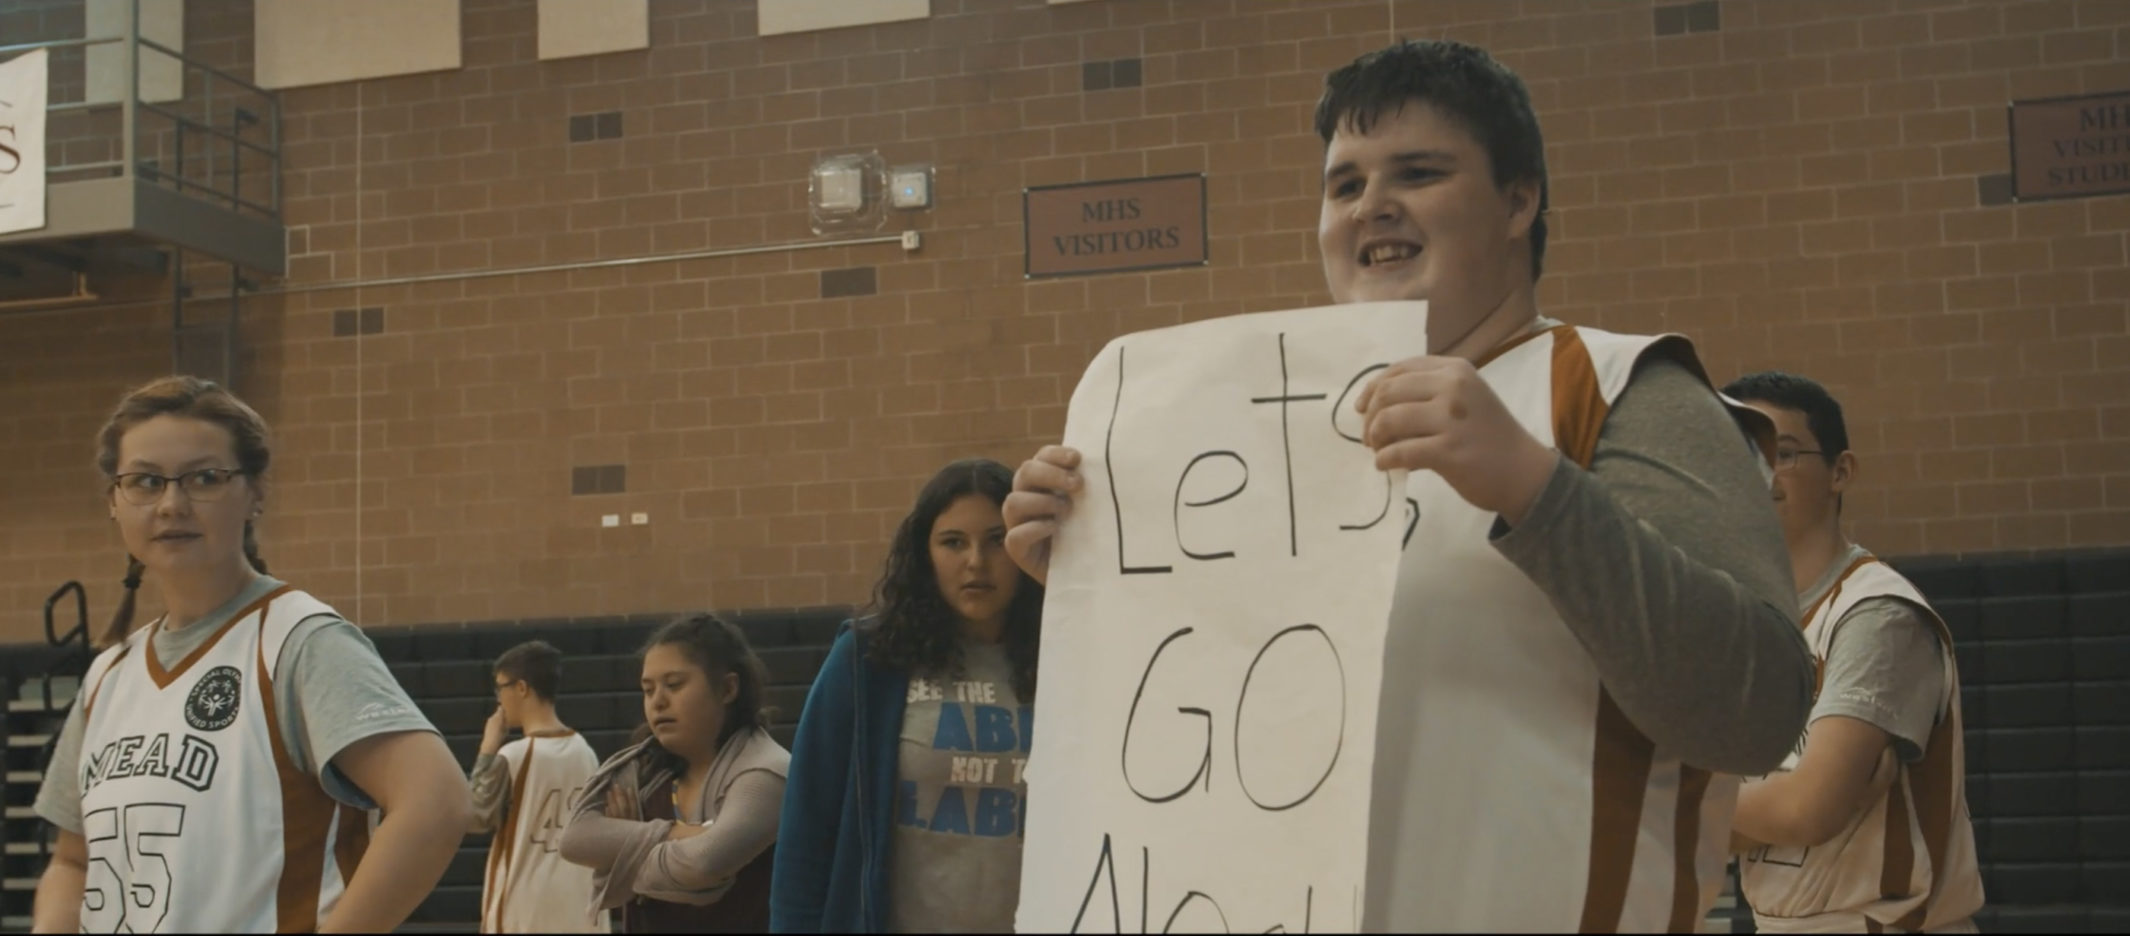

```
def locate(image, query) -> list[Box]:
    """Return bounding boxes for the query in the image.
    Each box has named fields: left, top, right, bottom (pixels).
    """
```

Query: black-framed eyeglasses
left=1773, top=449, right=1825, bottom=471
left=110, top=468, right=247, bottom=506
left=494, top=679, right=522, bottom=696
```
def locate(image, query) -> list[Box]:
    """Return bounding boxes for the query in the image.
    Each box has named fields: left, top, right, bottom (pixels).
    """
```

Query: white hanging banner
left=0, top=49, right=49, bottom=236
left=1016, top=302, right=1427, bottom=933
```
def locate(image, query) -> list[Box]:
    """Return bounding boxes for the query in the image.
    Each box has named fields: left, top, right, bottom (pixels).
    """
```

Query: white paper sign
left=0, top=49, right=49, bottom=236
left=1017, top=302, right=1427, bottom=934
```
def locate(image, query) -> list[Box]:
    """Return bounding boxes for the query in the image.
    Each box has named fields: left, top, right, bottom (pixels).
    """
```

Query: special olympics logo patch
left=186, top=666, right=243, bottom=731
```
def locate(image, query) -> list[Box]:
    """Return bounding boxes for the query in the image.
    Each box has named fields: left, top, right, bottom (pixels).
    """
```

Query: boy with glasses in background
left=470, top=641, right=609, bottom=933
left=1723, top=372, right=1984, bottom=933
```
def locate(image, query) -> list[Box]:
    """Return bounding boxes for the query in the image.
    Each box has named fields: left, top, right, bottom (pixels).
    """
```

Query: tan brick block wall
left=1, top=0, right=2124, bottom=641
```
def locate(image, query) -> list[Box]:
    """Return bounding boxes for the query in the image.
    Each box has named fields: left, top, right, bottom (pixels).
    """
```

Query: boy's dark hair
left=1721, top=371, right=1851, bottom=464
left=493, top=640, right=563, bottom=703
left=1314, top=39, right=1551, bottom=281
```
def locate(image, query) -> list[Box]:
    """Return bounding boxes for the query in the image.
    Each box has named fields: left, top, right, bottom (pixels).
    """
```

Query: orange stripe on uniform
left=1579, top=691, right=1656, bottom=933
left=1547, top=327, right=1609, bottom=469
left=485, top=739, right=538, bottom=931
left=148, top=584, right=294, bottom=689
left=1666, top=767, right=1713, bottom=933
left=1801, top=556, right=1879, bottom=635
left=1894, top=608, right=1965, bottom=931
left=1473, top=321, right=1557, bottom=370
left=1545, top=327, right=1661, bottom=934
left=1880, top=778, right=1915, bottom=916
left=258, top=597, right=337, bottom=934
left=1803, top=555, right=1881, bottom=694
left=79, top=645, right=133, bottom=725
left=1822, top=561, right=1969, bottom=931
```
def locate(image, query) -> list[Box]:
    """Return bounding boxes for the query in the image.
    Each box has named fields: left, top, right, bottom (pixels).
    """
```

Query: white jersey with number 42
left=482, top=732, right=609, bottom=933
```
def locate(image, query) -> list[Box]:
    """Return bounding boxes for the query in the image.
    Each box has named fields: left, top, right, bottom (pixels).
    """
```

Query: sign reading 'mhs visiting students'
left=1024, top=174, right=1208, bottom=278
left=2011, top=89, right=2130, bottom=201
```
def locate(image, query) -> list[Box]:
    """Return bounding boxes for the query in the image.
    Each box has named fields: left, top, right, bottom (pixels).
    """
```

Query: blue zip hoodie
left=770, top=622, right=907, bottom=933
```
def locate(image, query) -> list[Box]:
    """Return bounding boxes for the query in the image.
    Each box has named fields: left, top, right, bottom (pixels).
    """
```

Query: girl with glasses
left=29, top=375, right=471, bottom=933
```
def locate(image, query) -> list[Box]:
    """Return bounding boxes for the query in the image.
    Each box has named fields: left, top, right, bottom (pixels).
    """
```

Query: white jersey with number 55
left=482, top=732, right=608, bottom=933
left=75, top=585, right=367, bottom=933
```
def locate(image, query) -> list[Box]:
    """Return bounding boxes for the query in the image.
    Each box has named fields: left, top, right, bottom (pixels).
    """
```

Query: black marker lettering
left=1142, top=846, right=1152, bottom=934
left=1264, top=887, right=1314, bottom=933
left=1250, top=334, right=1328, bottom=557
left=1332, top=363, right=1393, bottom=532
left=1122, top=628, right=1212, bottom=803
left=1165, top=891, right=1233, bottom=934
left=1069, top=838, right=1334, bottom=933
left=1071, top=833, right=1123, bottom=933
left=1234, top=625, right=1345, bottom=811
left=1174, top=451, right=1247, bottom=561
left=1107, top=345, right=1173, bottom=575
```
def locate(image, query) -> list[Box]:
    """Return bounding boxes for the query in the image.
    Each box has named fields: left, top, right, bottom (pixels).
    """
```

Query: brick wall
left=1, top=0, right=2125, bottom=642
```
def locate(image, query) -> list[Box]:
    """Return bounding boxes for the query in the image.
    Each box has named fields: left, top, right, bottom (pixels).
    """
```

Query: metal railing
left=0, top=0, right=281, bottom=220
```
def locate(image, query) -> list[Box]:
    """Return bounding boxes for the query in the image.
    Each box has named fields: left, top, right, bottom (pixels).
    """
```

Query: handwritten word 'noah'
left=1072, top=834, right=1354, bottom=934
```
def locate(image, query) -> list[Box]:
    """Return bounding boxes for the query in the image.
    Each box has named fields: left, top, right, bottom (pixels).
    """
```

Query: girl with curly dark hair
left=770, top=458, right=1043, bottom=933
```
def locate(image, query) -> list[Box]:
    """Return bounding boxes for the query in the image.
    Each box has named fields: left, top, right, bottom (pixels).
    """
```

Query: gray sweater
left=1491, top=351, right=1811, bottom=773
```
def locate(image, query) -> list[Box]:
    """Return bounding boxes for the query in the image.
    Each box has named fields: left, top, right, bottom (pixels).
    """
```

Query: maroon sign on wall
left=1024, top=173, right=1208, bottom=278
left=2009, top=90, right=2130, bottom=201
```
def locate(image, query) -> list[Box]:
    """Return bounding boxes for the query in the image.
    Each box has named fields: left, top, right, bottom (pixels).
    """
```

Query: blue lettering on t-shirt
left=973, top=788, right=1019, bottom=838
left=929, top=786, right=972, bottom=835
left=932, top=703, right=974, bottom=752
left=974, top=705, right=1018, bottom=753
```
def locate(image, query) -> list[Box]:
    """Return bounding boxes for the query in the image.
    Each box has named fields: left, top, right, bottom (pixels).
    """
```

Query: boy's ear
left=1830, top=450, right=1857, bottom=495
left=1504, top=177, right=1542, bottom=243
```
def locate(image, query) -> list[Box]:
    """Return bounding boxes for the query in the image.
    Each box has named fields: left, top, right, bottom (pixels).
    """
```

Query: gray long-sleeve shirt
left=1492, top=352, right=1811, bottom=774
left=468, top=752, right=512, bottom=834
left=557, top=770, right=785, bottom=897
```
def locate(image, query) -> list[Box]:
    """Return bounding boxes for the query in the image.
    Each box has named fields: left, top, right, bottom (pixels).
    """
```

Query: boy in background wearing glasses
left=1723, top=372, right=1985, bottom=933
left=469, top=641, right=609, bottom=933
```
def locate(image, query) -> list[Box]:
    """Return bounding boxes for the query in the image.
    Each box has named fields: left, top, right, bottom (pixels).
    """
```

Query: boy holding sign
left=1005, top=40, right=1814, bottom=931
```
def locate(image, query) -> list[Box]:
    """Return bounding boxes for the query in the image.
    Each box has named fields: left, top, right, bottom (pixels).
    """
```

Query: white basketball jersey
left=75, top=584, right=367, bottom=934
left=1367, top=326, right=1762, bottom=932
left=481, top=732, right=610, bottom=933
left=1740, top=556, right=1984, bottom=932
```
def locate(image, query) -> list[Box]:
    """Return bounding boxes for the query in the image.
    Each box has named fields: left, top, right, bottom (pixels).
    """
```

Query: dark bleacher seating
left=1883, top=550, right=2130, bottom=934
